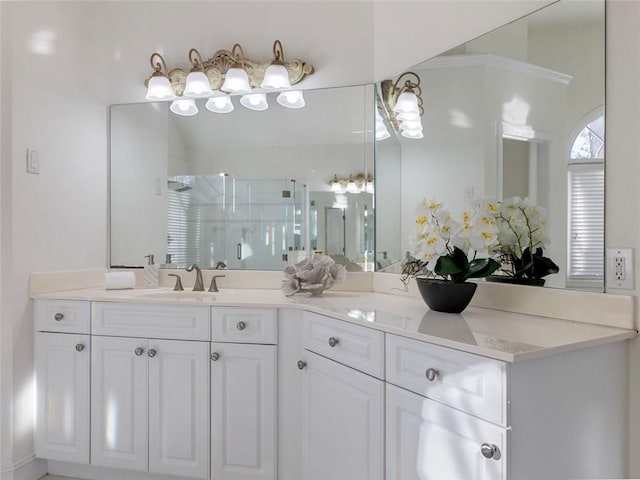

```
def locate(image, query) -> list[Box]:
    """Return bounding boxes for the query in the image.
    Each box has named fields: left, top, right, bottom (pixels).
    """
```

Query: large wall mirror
left=376, top=0, right=605, bottom=291
left=110, top=85, right=375, bottom=270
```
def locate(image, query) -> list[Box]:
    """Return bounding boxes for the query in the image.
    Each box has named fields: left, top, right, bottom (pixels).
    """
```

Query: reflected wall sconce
left=380, top=71, right=424, bottom=139
left=144, top=40, right=314, bottom=116
left=329, top=174, right=374, bottom=194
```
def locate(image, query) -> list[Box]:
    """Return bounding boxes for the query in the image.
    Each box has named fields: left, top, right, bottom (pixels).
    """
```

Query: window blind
left=167, top=190, right=202, bottom=266
left=567, top=162, right=604, bottom=284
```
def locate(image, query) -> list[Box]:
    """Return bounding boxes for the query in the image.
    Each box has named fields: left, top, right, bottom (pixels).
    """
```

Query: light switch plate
left=606, top=248, right=634, bottom=289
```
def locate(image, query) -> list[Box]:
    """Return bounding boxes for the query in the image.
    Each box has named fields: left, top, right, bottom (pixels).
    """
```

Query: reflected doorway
left=325, top=207, right=346, bottom=256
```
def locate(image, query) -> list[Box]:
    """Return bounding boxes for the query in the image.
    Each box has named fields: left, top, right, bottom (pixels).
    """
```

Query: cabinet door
left=211, top=343, right=277, bottom=480
left=35, top=332, right=90, bottom=463
left=91, top=336, right=148, bottom=471
left=386, top=384, right=507, bottom=480
left=302, top=351, right=384, bottom=480
left=148, top=339, right=210, bottom=479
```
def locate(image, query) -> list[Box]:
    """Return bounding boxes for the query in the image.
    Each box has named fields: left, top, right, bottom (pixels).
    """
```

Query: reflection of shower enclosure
left=167, top=175, right=306, bottom=270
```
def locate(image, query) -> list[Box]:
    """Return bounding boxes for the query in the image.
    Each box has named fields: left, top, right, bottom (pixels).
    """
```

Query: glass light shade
left=376, top=127, right=390, bottom=141
left=261, top=64, right=291, bottom=90
left=221, top=67, right=251, bottom=93
left=401, top=129, right=424, bottom=139
left=393, top=91, right=420, bottom=114
left=366, top=181, right=374, bottom=194
left=145, top=75, right=176, bottom=101
left=346, top=180, right=360, bottom=194
left=169, top=98, right=198, bottom=116
left=330, top=181, right=343, bottom=193
left=240, top=93, right=269, bottom=111
left=401, top=119, right=422, bottom=130
left=396, top=111, right=421, bottom=122
left=183, top=71, right=214, bottom=98
left=205, top=95, right=234, bottom=114
left=277, top=90, right=305, bottom=109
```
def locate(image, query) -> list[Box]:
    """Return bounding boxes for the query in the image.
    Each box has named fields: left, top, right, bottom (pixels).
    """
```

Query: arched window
left=567, top=115, right=604, bottom=288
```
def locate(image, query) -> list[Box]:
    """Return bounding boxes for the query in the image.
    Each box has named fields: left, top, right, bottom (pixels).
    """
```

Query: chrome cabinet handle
left=328, top=337, right=339, bottom=348
left=147, top=349, right=157, bottom=358
left=236, top=321, right=246, bottom=331
left=75, top=343, right=85, bottom=352
left=480, top=443, right=501, bottom=460
left=237, top=243, right=242, bottom=260
left=211, top=352, right=220, bottom=361
left=134, top=347, right=145, bottom=356
left=54, top=313, right=64, bottom=321
left=297, top=360, right=307, bottom=370
left=425, top=368, right=439, bottom=382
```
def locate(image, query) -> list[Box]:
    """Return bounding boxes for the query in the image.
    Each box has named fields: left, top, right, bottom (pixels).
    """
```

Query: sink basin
left=138, top=291, right=216, bottom=302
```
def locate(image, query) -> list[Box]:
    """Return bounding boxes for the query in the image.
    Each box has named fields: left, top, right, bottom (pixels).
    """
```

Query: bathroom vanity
left=32, top=286, right=635, bottom=480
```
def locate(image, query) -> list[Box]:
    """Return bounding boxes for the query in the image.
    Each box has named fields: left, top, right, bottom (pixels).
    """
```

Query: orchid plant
left=491, top=196, right=558, bottom=280
left=401, top=198, right=500, bottom=287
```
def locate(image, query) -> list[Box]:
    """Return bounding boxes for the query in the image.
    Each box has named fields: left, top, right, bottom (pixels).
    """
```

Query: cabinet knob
left=75, top=343, right=85, bottom=352
left=134, top=347, right=145, bottom=356
left=425, top=368, right=439, bottom=382
left=297, top=360, right=307, bottom=370
left=236, top=321, right=246, bottom=331
left=328, top=337, right=339, bottom=348
left=147, top=349, right=157, bottom=358
left=211, top=352, right=220, bottom=361
left=54, top=313, right=64, bottom=321
left=480, top=443, right=501, bottom=460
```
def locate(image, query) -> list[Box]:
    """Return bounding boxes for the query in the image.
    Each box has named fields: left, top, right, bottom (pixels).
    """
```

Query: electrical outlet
left=606, top=248, right=634, bottom=289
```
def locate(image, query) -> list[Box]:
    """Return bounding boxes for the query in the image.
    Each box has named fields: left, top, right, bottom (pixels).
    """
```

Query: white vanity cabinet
left=90, top=303, right=211, bottom=479
left=35, top=299, right=91, bottom=464
left=301, top=312, right=384, bottom=480
left=211, top=307, right=278, bottom=480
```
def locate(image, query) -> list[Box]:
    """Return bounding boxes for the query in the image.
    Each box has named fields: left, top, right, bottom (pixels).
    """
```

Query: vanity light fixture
left=261, top=40, right=292, bottom=91
left=145, top=53, right=176, bottom=101
left=380, top=71, right=424, bottom=140
left=183, top=49, right=214, bottom=98
left=329, top=174, right=374, bottom=194
left=144, top=40, right=314, bottom=115
left=170, top=98, right=198, bottom=116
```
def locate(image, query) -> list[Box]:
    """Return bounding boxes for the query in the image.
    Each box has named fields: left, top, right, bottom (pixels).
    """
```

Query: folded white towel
left=105, top=271, right=136, bottom=290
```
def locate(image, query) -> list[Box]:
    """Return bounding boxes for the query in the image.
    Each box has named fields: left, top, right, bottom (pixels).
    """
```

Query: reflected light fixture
left=277, top=90, right=305, bottom=109
left=261, top=40, right=292, bottom=91
left=375, top=109, right=390, bottom=141
left=183, top=49, right=214, bottom=98
left=381, top=71, right=424, bottom=140
left=329, top=174, right=373, bottom=194
left=221, top=44, right=252, bottom=93
left=205, top=94, right=234, bottom=114
left=170, top=98, right=198, bottom=116
left=145, top=53, right=176, bottom=101
left=240, top=93, right=269, bottom=111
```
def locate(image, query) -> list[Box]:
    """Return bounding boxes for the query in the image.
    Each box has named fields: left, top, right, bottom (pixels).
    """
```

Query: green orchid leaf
left=435, top=247, right=469, bottom=281
left=463, top=258, right=500, bottom=280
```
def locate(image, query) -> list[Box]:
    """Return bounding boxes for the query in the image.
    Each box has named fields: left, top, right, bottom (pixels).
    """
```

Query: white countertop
left=33, top=287, right=637, bottom=363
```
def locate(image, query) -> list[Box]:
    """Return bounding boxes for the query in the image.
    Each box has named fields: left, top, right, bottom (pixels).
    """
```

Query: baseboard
left=48, top=461, right=199, bottom=480
left=0, top=455, right=47, bottom=480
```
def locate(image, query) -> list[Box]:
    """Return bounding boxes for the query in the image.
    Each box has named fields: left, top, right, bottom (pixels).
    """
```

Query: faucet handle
left=168, top=274, right=184, bottom=291
left=209, top=275, right=226, bottom=293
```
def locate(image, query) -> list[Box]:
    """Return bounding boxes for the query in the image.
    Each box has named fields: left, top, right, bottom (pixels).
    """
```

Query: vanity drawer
left=211, top=308, right=277, bottom=344
left=386, top=334, right=508, bottom=426
left=303, top=311, right=384, bottom=379
left=92, top=303, right=210, bottom=340
left=35, top=299, right=90, bottom=334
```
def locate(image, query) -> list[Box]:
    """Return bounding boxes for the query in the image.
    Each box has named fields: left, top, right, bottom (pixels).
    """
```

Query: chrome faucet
left=186, top=264, right=205, bottom=291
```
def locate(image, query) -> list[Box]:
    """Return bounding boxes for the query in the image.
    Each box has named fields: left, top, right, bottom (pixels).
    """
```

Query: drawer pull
left=425, top=368, right=439, bottom=382
left=54, top=313, right=64, bottom=321
left=297, top=360, right=307, bottom=370
left=134, top=347, right=145, bottom=356
left=236, top=321, right=246, bottom=331
left=211, top=352, right=220, bottom=361
left=75, top=343, right=85, bottom=352
left=147, top=349, right=157, bottom=358
left=328, top=337, right=339, bottom=348
left=480, top=443, right=501, bottom=460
